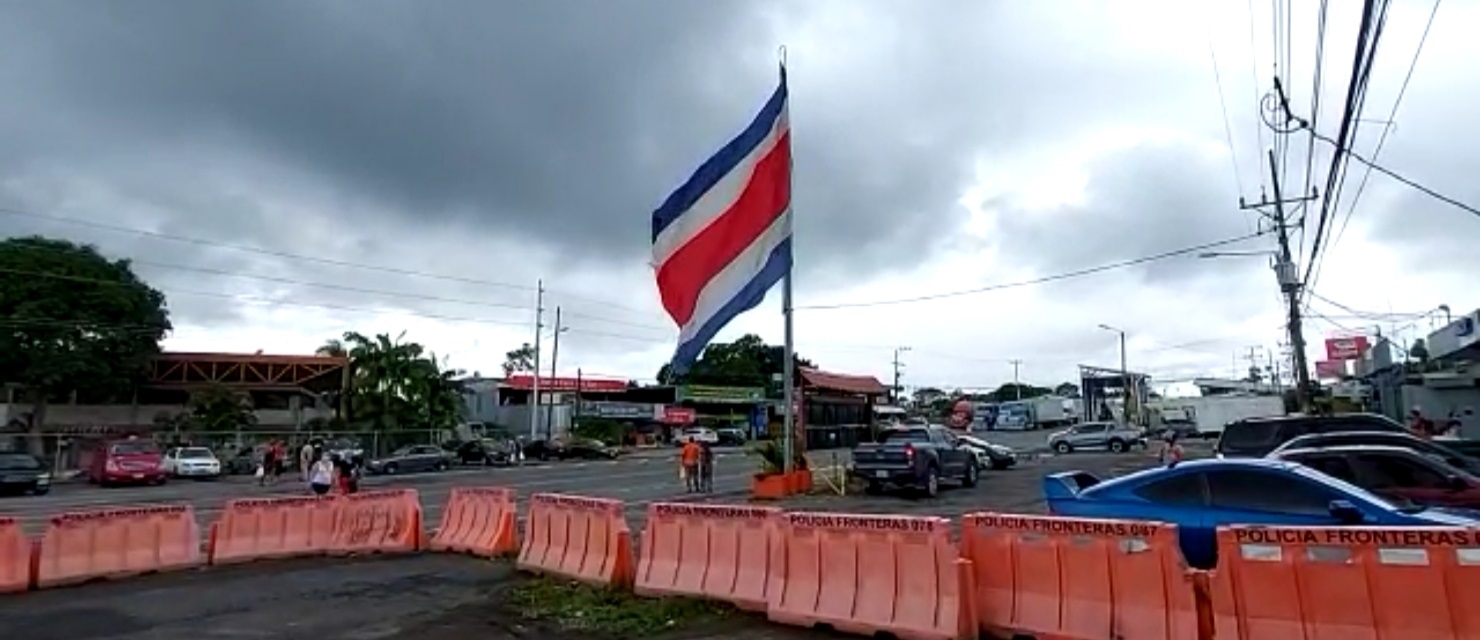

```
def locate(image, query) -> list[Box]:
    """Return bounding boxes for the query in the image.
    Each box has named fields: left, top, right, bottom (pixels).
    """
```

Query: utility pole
left=890, top=347, right=911, bottom=405
left=1243, top=346, right=1261, bottom=381
left=1240, top=149, right=1318, bottom=411
left=1008, top=359, right=1023, bottom=400
left=528, top=280, right=544, bottom=441
left=544, top=306, right=563, bottom=441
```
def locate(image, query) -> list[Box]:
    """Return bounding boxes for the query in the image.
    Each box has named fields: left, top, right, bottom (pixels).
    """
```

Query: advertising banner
left=1314, top=360, right=1347, bottom=379
left=504, top=374, right=628, bottom=392
left=661, top=406, right=697, bottom=425
left=1324, top=336, right=1371, bottom=361
left=676, top=385, right=764, bottom=404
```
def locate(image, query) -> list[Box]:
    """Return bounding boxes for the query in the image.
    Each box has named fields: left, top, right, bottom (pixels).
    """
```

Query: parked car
left=1215, top=413, right=1406, bottom=458
left=851, top=425, right=979, bottom=497
left=1269, top=431, right=1480, bottom=475
left=88, top=437, right=167, bottom=487
left=1046, top=421, right=1147, bottom=454
left=162, top=446, right=222, bottom=479
left=455, top=438, right=513, bottom=466
left=562, top=439, right=620, bottom=460
left=364, top=444, right=455, bottom=475
left=715, top=428, right=747, bottom=446
left=1272, top=445, right=1480, bottom=511
left=957, top=434, right=1017, bottom=470
left=522, top=439, right=561, bottom=461
left=1043, top=457, right=1479, bottom=569
left=0, top=452, right=51, bottom=496
left=674, top=427, right=719, bottom=445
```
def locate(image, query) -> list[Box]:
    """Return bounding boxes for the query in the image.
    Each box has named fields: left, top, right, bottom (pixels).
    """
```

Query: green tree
left=340, top=331, right=466, bottom=446
left=1053, top=382, right=1080, bottom=397
left=988, top=383, right=1053, bottom=403
left=187, top=384, right=257, bottom=435
left=503, top=343, right=535, bottom=376
left=315, top=339, right=347, bottom=357
left=655, top=334, right=814, bottom=387
left=0, top=237, right=171, bottom=454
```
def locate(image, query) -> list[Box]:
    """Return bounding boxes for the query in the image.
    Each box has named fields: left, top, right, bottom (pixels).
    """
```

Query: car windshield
left=180, top=448, right=214, bottom=459
left=881, top=429, right=931, bottom=443
left=0, top=453, right=41, bottom=471
left=110, top=441, right=159, bottom=455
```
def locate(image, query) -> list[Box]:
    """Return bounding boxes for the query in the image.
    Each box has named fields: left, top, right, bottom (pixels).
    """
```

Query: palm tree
left=316, top=339, right=347, bottom=358
left=339, top=331, right=465, bottom=444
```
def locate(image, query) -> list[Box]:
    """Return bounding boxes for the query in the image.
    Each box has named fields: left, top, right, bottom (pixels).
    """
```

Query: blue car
left=1044, top=457, right=1480, bottom=569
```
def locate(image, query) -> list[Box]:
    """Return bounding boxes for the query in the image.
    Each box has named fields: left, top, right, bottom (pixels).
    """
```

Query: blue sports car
left=1044, top=457, right=1479, bottom=569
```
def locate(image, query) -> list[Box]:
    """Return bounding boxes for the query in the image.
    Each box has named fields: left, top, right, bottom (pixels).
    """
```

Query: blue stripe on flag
left=668, top=236, right=792, bottom=375
left=651, top=69, right=788, bottom=242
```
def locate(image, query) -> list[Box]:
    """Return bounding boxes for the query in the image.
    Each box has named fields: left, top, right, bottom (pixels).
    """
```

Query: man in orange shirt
left=680, top=439, right=701, bottom=493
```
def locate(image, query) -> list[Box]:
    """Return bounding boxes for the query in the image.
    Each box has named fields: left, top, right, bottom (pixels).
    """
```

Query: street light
left=1098, top=324, right=1130, bottom=423
left=1197, top=250, right=1277, bottom=259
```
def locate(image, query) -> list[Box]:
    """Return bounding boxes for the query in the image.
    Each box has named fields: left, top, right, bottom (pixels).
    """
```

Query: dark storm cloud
left=990, top=142, right=1277, bottom=291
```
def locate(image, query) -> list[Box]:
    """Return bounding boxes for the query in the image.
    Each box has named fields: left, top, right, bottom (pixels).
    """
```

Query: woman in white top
left=308, top=454, right=336, bottom=496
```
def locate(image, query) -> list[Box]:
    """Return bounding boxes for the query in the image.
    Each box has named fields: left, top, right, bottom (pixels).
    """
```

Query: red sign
left=1324, top=336, right=1371, bottom=361
left=503, top=374, right=628, bottom=393
left=1314, top=360, right=1347, bottom=379
left=661, top=407, right=696, bottom=425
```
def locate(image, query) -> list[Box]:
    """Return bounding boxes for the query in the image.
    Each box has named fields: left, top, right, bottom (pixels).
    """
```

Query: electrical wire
left=795, top=231, right=1267, bottom=310
left=1330, top=0, right=1444, bottom=247
left=1297, top=0, right=1331, bottom=268
left=1301, top=0, right=1389, bottom=298
left=1207, top=36, right=1249, bottom=210
left=1304, top=129, right=1480, bottom=218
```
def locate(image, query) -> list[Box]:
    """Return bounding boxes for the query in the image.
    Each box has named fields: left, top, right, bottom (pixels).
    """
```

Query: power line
left=796, top=231, right=1266, bottom=311
left=1206, top=34, right=1249, bottom=214
left=1302, top=0, right=1390, bottom=296
left=1305, top=129, right=1480, bottom=219
left=1330, top=0, right=1443, bottom=248
left=0, top=205, right=657, bottom=317
left=1245, top=0, right=1268, bottom=165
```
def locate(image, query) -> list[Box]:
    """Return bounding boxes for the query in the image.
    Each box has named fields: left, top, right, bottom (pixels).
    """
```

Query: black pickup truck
left=851, top=425, right=979, bottom=497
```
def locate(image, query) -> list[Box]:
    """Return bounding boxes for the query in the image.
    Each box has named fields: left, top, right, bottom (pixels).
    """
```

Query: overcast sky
left=1, top=0, right=1475, bottom=396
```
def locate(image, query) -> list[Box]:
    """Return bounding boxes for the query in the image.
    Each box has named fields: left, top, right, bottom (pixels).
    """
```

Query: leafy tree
left=0, top=237, right=171, bottom=454
left=340, top=331, right=466, bottom=447
left=315, top=339, right=347, bottom=357
left=187, top=384, right=257, bottom=434
left=655, top=334, right=814, bottom=387
left=503, top=343, right=535, bottom=376
left=1053, top=382, right=1080, bottom=397
left=988, top=383, right=1052, bottom=402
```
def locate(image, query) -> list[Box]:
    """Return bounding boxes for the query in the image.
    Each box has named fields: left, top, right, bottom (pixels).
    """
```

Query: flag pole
left=779, top=47, right=796, bottom=475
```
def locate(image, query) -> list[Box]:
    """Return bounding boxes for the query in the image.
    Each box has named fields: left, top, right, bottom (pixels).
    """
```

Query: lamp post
left=1098, top=324, right=1129, bottom=423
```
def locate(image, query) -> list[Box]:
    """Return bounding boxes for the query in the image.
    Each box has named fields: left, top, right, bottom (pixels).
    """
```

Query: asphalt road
left=0, top=438, right=1200, bottom=640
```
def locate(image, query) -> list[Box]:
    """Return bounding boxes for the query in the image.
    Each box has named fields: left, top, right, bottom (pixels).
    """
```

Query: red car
left=1274, top=444, right=1480, bottom=510
left=87, top=437, right=168, bottom=487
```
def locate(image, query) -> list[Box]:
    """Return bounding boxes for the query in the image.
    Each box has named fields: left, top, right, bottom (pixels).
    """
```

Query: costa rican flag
left=652, top=68, right=792, bottom=375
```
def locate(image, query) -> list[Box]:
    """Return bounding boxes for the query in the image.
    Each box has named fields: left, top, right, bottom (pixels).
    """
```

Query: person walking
left=299, top=440, right=315, bottom=482
left=259, top=442, right=277, bottom=487
left=307, top=452, right=336, bottom=496
left=698, top=441, right=715, bottom=493
left=680, top=439, right=701, bottom=493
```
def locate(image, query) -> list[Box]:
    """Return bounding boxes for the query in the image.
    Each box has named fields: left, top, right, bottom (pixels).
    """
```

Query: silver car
left=1047, top=422, right=1147, bottom=454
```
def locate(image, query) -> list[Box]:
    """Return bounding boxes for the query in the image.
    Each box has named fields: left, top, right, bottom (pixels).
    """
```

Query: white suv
left=676, top=427, right=719, bottom=445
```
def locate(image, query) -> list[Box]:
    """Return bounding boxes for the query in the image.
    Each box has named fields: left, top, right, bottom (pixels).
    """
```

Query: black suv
left=1216, top=413, right=1406, bottom=458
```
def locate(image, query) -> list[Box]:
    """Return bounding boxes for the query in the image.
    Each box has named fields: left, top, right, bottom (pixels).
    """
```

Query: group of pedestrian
left=256, top=440, right=287, bottom=486
left=679, top=438, right=715, bottom=493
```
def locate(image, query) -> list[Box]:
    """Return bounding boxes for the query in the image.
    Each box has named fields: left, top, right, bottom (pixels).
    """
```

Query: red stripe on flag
left=657, top=131, right=791, bottom=327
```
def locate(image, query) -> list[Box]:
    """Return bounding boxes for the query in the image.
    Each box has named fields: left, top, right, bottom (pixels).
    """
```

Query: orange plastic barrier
left=35, top=504, right=202, bottom=588
left=767, top=512, right=975, bottom=640
left=1211, top=525, right=1480, bottom=639
left=429, top=487, right=518, bottom=557
left=517, top=493, right=633, bottom=587
left=330, top=489, right=422, bottom=555
left=0, top=517, right=30, bottom=593
left=635, top=502, right=778, bottom=610
left=209, top=495, right=339, bottom=564
left=960, top=512, right=1198, bottom=640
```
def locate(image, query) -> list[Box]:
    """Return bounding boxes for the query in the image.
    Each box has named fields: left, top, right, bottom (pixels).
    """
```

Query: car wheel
left=863, top=481, right=883, bottom=495
left=1053, top=441, right=1072, bottom=454
left=435, top=461, right=449, bottom=472
left=921, top=466, right=940, bottom=498
left=991, top=459, right=1008, bottom=470
left=30, top=486, right=50, bottom=496
left=384, top=463, right=399, bottom=475
left=1108, top=439, right=1127, bottom=453
left=962, top=462, right=979, bottom=488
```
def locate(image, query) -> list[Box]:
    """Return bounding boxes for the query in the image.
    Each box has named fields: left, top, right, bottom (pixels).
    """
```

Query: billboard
left=1314, top=360, right=1347, bottom=380
left=503, top=374, right=628, bottom=392
left=1324, top=336, right=1371, bottom=361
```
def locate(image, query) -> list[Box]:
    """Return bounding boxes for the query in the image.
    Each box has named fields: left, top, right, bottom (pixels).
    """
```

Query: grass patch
left=508, top=576, right=732, bottom=638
